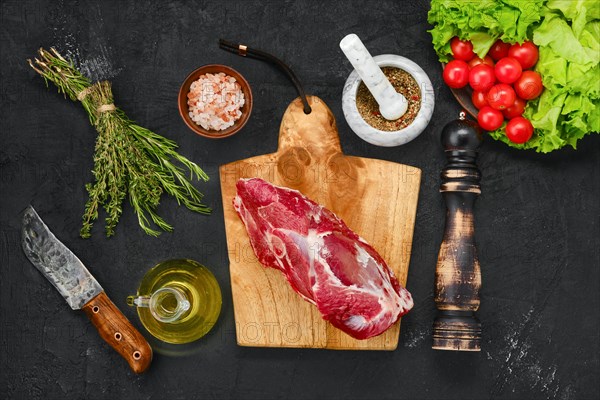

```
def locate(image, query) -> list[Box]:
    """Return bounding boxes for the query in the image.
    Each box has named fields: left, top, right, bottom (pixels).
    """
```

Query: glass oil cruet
left=127, top=259, right=222, bottom=344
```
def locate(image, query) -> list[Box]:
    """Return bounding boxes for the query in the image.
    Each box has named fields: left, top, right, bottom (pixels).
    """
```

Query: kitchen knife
left=21, top=206, right=152, bottom=373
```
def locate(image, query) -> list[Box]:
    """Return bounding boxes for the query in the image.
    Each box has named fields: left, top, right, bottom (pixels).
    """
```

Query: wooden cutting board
left=220, top=96, right=421, bottom=350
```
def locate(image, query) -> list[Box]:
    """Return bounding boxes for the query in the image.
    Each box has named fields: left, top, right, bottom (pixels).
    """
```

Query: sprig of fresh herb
left=28, top=48, right=210, bottom=237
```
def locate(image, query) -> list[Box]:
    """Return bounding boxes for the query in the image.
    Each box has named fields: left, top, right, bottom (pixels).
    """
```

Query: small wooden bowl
left=178, top=64, right=253, bottom=139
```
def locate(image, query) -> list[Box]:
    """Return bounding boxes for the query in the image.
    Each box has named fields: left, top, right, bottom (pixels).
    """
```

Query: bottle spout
left=127, top=295, right=151, bottom=308
left=180, top=299, right=191, bottom=312
left=128, top=287, right=190, bottom=324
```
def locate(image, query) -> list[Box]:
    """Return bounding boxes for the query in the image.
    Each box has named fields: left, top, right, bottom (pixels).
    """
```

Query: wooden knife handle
left=82, top=291, right=152, bottom=373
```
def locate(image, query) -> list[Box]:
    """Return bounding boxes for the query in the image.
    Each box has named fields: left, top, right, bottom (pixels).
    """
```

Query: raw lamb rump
left=233, top=178, right=413, bottom=340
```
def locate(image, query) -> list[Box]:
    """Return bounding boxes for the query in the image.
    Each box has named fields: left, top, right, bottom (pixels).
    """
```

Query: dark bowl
left=450, top=86, right=478, bottom=119
left=178, top=64, right=253, bottom=139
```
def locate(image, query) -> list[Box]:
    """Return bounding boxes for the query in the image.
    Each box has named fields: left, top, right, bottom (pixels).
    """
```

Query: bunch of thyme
left=28, top=48, right=210, bottom=238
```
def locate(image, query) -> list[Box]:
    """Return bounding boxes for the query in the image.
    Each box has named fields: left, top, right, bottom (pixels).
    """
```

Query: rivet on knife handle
left=82, top=292, right=152, bottom=373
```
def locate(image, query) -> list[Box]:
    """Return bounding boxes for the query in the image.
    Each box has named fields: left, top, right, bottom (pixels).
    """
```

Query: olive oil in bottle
left=127, top=259, right=222, bottom=344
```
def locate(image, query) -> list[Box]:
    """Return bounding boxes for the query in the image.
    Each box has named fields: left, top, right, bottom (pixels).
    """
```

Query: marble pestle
left=339, top=33, right=407, bottom=120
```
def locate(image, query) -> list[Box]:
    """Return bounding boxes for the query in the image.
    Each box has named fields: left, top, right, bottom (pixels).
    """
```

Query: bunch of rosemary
left=28, top=48, right=211, bottom=238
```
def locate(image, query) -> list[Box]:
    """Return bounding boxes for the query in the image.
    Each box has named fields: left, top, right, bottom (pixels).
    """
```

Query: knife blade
left=21, top=206, right=152, bottom=373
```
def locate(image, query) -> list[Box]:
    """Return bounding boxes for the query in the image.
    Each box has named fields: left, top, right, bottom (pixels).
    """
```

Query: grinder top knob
left=441, top=113, right=482, bottom=154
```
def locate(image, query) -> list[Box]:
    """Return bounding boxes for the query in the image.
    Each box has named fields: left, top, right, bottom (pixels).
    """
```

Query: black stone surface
left=1, top=1, right=598, bottom=399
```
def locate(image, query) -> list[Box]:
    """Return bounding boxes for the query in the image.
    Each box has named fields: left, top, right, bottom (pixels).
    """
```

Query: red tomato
left=508, top=41, right=539, bottom=69
left=489, top=40, right=511, bottom=61
left=472, top=91, right=489, bottom=110
left=478, top=106, right=504, bottom=131
left=495, top=57, right=522, bottom=84
left=503, top=97, right=527, bottom=119
left=505, top=117, right=534, bottom=144
left=469, top=64, right=496, bottom=92
left=487, top=84, right=516, bottom=110
left=468, top=56, right=495, bottom=69
left=443, top=60, right=470, bottom=89
left=514, top=71, right=543, bottom=100
left=451, top=37, right=475, bottom=61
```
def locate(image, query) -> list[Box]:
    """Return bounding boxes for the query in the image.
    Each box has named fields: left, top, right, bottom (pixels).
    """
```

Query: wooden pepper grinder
left=432, top=112, right=483, bottom=351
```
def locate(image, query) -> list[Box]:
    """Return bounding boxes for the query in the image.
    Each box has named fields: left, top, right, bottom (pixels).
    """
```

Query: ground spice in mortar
left=356, top=67, right=421, bottom=131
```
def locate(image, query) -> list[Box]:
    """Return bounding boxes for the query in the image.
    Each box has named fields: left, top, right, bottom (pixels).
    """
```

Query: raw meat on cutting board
left=233, top=178, right=413, bottom=340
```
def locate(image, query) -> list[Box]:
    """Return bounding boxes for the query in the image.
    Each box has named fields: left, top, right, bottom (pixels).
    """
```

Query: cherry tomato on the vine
left=489, top=40, right=511, bottom=61
left=451, top=37, right=475, bottom=61
left=478, top=106, right=504, bottom=131
left=469, top=64, right=496, bottom=92
left=505, top=116, right=534, bottom=144
left=443, top=60, right=470, bottom=89
left=514, top=71, right=543, bottom=100
left=468, top=56, right=494, bottom=69
left=503, top=97, right=527, bottom=119
left=487, top=83, right=516, bottom=110
left=495, top=57, right=522, bottom=84
left=508, top=41, right=539, bottom=70
left=472, top=91, right=489, bottom=110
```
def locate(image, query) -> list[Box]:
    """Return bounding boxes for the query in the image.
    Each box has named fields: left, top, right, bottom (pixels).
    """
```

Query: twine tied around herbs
left=76, top=86, right=93, bottom=101
left=77, top=82, right=116, bottom=114
left=97, top=103, right=116, bottom=113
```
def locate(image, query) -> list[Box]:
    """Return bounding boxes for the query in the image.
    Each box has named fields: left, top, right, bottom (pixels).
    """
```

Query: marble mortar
left=342, top=54, right=435, bottom=147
